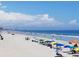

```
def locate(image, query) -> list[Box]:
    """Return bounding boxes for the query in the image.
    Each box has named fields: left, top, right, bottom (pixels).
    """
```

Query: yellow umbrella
left=50, top=42, right=56, bottom=45
left=74, top=48, right=79, bottom=52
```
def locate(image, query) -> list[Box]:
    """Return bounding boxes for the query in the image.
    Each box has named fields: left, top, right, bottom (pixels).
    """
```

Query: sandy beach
left=0, top=31, right=53, bottom=57
left=0, top=31, right=77, bottom=57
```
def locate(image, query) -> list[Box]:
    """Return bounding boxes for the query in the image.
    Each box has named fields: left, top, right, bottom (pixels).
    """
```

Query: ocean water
left=17, top=30, right=79, bottom=36
left=14, top=30, right=79, bottom=41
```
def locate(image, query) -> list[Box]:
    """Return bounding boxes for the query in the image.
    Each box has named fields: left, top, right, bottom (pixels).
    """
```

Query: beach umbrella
left=74, top=48, right=79, bottom=52
left=64, top=45, right=70, bottom=48
left=64, top=45, right=74, bottom=48
left=69, top=39, right=77, bottom=44
left=77, top=43, right=79, bottom=47
left=69, top=46, right=74, bottom=48
left=50, top=42, right=57, bottom=45
left=56, top=43, right=64, bottom=46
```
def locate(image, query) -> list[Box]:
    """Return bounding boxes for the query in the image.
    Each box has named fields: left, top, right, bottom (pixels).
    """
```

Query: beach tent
left=56, top=43, right=64, bottom=46
left=50, top=42, right=56, bottom=45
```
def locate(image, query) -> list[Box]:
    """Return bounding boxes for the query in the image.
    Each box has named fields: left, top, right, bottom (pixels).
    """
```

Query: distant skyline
left=0, top=1, right=79, bottom=30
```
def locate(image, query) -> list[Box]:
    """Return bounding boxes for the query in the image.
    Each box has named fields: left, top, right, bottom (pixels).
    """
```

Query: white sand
left=0, top=31, right=74, bottom=57
left=0, top=31, right=53, bottom=57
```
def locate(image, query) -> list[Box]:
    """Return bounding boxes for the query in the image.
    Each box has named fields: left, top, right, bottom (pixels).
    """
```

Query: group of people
left=48, top=35, right=79, bottom=57
left=24, top=35, right=79, bottom=57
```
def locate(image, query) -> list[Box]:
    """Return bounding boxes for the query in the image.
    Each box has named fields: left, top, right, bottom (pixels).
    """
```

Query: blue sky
left=0, top=1, right=79, bottom=30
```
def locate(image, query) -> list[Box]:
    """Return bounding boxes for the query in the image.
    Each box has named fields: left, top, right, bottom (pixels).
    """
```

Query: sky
left=0, top=1, right=79, bottom=30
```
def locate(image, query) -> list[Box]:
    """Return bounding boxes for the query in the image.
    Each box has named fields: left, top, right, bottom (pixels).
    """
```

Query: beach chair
left=44, top=41, right=53, bottom=46
left=72, top=52, right=79, bottom=57
left=69, top=48, right=79, bottom=56
left=64, top=45, right=76, bottom=54
left=68, top=45, right=79, bottom=54
left=32, top=40, right=38, bottom=43
left=55, top=52, right=63, bottom=57
left=56, top=43, right=64, bottom=50
left=54, top=43, right=64, bottom=57
left=39, top=39, right=46, bottom=45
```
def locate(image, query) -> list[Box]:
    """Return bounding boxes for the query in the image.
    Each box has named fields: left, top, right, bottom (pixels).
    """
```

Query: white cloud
left=0, top=2, right=2, bottom=6
left=0, top=2, right=7, bottom=9
left=0, top=10, right=34, bottom=21
left=69, top=19, right=79, bottom=25
left=0, top=10, right=62, bottom=22
left=0, top=10, right=64, bottom=29
left=0, top=10, right=79, bottom=30
left=0, top=5, right=7, bottom=9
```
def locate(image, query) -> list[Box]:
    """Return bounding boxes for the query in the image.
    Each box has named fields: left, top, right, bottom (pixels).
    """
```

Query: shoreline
left=1, top=30, right=79, bottom=42
left=0, top=30, right=78, bottom=57
left=2, top=30, right=79, bottom=38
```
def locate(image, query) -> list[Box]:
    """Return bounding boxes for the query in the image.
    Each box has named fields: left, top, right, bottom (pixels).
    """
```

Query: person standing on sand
left=0, top=34, right=3, bottom=40
left=25, top=37, right=29, bottom=40
left=52, top=35, right=56, bottom=41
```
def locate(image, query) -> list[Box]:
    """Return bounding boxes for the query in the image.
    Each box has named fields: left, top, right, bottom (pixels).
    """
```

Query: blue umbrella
left=64, top=45, right=70, bottom=48
left=64, top=45, right=74, bottom=48
left=69, top=46, right=74, bottom=48
left=56, top=43, right=64, bottom=46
